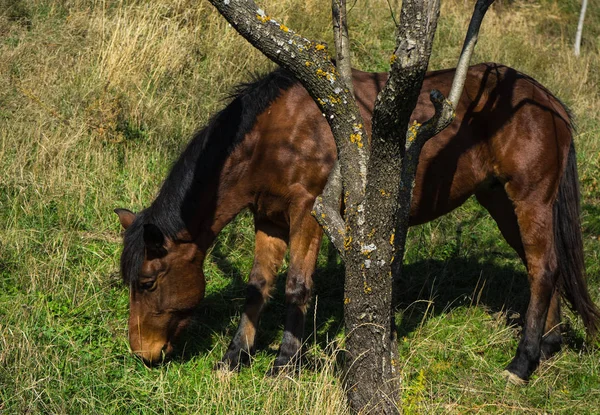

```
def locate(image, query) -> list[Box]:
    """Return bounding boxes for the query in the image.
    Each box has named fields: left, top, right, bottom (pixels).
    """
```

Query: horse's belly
left=408, top=137, right=489, bottom=226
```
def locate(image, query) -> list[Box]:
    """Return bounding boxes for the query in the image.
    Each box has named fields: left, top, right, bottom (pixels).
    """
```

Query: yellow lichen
left=256, top=14, right=270, bottom=23
left=315, top=43, right=326, bottom=51
left=390, top=54, right=397, bottom=65
left=344, top=235, right=353, bottom=251
left=279, top=24, right=289, bottom=32
left=315, top=68, right=336, bottom=82
left=380, top=189, right=390, bottom=197
left=389, top=232, right=395, bottom=246
left=407, top=120, right=421, bottom=142
left=367, top=228, right=376, bottom=238
left=328, top=95, right=341, bottom=105
left=344, top=297, right=351, bottom=304
left=305, top=61, right=312, bottom=67
left=363, top=281, right=372, bottom=294
left=350, top=133, right=363, bottom=148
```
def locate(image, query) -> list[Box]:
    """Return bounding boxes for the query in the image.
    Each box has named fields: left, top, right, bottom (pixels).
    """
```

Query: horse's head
left=115, top=208, right=205, bottom=365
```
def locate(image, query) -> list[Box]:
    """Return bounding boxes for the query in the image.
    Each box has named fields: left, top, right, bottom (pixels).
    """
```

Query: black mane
left=120, top=67, right=298, bottom=284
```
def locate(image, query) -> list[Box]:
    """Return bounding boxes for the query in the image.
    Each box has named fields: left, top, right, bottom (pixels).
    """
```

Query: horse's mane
left=120, top=67, right=298, bottom=284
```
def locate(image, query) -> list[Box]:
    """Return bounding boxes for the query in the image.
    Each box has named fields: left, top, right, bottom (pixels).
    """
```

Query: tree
left=207, top=0, right=493, bottom=412
left=574, top=0, right=588, bottom=56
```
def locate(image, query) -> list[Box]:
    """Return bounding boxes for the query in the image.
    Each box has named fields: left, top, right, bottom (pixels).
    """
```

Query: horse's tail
left=554, top=140, right=600, bottom=338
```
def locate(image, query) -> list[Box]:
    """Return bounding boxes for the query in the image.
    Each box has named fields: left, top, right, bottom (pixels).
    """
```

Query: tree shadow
left=172, top=206, right=592, bottom=366
left=171, top=235, right=544, bottom=365
left=305, top=251, right=534, bottom=347
left=395, top=255, right=529, bottom=339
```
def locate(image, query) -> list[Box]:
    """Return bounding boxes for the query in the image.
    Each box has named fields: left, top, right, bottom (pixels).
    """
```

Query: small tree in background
left=574, top=0, right=588, bottom=56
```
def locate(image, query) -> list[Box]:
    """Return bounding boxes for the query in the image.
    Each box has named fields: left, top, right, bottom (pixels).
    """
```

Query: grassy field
left=1, top=0, right=600, bottom=413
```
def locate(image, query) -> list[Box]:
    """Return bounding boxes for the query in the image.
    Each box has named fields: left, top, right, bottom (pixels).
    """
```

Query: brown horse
left=115, top=62, right=600, bottom=383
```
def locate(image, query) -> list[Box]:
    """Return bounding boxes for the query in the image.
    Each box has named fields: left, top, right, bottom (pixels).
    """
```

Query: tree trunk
left=574, top=0, right=588, bottom=56
left=207, top=0, right=494, bottom=412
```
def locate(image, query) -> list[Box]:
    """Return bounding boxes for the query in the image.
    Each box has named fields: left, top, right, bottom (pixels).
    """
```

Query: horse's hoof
left=212, top=361, right=229, bottom=372
left=267, top=363, right=291, bottom=377
left=268, top=361, right=297, bottom=377
left=213, top=359, right=241, bottom=372
left=502, top=370, right=527, bottom=386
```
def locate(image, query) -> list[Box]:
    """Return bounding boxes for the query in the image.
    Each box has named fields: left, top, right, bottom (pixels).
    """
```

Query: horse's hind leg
left=503, top=195, right=559, bottom=382
left=270, top=192, right=323, bottom=375
left=476, top=188, right=563, bottom=359
left=218, top=219, right=288, bottom=370
left=541, top=290, right=562, bottom=359
left=476, top=187, right=562, bottom=380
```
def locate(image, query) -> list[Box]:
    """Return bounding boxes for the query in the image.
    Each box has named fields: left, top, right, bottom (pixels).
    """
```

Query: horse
left=115, top=62, right=600, bottom=383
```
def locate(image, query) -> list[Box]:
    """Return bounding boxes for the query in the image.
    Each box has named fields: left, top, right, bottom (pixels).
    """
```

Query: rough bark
left=341, top=2, right=443, bottom=412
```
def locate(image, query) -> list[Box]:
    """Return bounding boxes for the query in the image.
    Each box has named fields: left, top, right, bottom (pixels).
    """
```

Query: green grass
left=1, top=0, right=600, bottom=413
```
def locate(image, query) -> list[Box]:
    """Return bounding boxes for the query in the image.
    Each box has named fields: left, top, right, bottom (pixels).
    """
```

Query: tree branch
left=313, top=0, right=355, bottom=257
left=371, top=0, right=441, bottom=145
left=332, top=0, right=354, bottom=96
left=448, top=0, right=494, bottom=106
left=313, top=161, right=346, bottom=257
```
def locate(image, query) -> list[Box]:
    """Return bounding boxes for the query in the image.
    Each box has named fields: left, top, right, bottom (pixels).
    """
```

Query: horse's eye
left=138, top=279, right=157, bottom=291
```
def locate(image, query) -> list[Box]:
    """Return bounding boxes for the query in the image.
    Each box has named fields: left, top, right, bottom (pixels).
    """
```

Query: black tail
left=554, top=140, right=600, bottom=338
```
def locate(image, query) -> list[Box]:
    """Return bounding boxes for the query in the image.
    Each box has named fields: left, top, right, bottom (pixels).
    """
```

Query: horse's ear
left=143, top=224, right=167, bottom=257
left=114, top=208, right=136, bottom=229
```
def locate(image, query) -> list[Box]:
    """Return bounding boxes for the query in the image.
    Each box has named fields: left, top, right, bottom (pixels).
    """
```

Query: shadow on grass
left=171, top=235, right=588, bottom=367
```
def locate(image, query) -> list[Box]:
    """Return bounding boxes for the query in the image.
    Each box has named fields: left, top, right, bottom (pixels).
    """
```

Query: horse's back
left=226, top=63, right=573, bottom=227
left=410, top=63, right=573, bottom=223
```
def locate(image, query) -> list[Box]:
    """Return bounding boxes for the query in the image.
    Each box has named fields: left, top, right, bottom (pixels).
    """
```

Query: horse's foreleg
left=218, top=219, right=288, bottom=371
left=270, top=196, right=322, bottom=375
left=504, top=201, right=558, bottom=383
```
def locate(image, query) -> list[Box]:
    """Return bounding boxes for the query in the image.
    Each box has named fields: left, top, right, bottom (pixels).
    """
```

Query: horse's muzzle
left=132, top=341, right=174, bottom=366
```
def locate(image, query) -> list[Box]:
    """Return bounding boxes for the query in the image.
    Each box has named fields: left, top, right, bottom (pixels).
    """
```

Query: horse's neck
left=187, top=157, right=250, bottom=253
